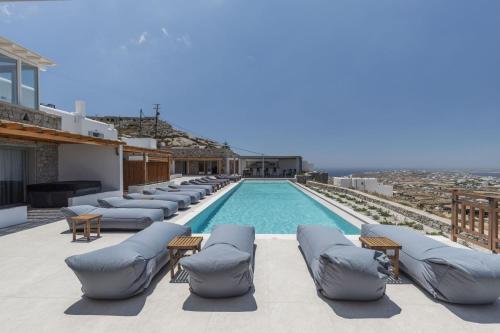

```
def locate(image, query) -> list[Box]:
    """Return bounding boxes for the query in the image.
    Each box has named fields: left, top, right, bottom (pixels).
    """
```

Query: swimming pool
left=186, top=181, right=360, bottom=234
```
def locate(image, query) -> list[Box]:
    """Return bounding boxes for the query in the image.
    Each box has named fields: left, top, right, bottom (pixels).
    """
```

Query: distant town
left=346, top=170, right=500, bottom=218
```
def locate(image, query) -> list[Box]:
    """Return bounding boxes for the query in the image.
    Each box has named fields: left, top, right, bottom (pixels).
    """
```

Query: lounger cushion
left=173, top=184, right=212, bottom=194
left=180, top=224, right=255, bottom=298
left=297, top=224, right=388, bottom=301
left=61, top=205, right=164, bottom=230
left=65, top=222, right=191, bottom=299
left=361, top=224, right=500, bottom=304
left=125, top=193, right=191, bottom=209
left=97, top=197, right=178, bottom=217
left=157, top=186, right=206, bottom=199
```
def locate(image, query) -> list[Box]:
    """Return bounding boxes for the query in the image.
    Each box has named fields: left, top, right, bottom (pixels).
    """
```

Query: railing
left=451, top=190, right=500, bottom=253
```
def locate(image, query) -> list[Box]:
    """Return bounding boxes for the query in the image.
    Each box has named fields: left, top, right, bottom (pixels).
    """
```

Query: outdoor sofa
left=27, top=180, right=101, bottom=208
left=61, top=205, right=164, bottom=230
left=297, top=224, right=389, bottom=301
left=180, top=224, right=255, bottom=298
left=125, top=192, right=191, bottom=209
left=65, top=222, right=191, bottom=299
left=143, top=188, right=201, bottom=203
left=97, top=197, right=178, bottom=218
left=361, top=224, right=500, bottom=304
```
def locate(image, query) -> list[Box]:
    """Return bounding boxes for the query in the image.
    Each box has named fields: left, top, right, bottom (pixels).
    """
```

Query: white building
left=332, top=177, right=393, bottom=197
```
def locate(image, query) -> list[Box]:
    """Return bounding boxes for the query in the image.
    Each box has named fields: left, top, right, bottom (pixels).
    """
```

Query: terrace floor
left=0, top=219, right=499, bottom=333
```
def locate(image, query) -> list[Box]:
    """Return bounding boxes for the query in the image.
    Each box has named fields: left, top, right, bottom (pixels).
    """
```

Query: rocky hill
left=90, top=116, right=224, bottom=149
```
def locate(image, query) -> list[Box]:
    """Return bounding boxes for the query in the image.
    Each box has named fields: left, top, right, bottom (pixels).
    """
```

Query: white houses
left=332, top=177, right=393, bottom=197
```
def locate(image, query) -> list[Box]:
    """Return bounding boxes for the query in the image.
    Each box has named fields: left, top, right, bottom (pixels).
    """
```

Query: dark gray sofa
left=180, top=224, right=255, bottom=298
left=297, top=224, right=389, bottom=301
left=97, top=197, right=178, bottom=218
left=125, top=192, right=191, bottom=209
left=61, top=205, right=164, bottom=230
left=361, top=224, right=500, bottom=304
left=65, top=222, right=191, bottom=299
left=27, top=181, right=101, bottom=208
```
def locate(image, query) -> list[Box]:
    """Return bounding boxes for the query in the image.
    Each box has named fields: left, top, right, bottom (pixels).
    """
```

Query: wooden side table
left=359, top=236, right=402, bottom=278
left=69, top=214, right=102, bottom=241
left=167, top=236, right=203, bottom=279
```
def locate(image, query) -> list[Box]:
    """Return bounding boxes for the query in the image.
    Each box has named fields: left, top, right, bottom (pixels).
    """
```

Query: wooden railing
left=451, top=190, right=500, bottom=253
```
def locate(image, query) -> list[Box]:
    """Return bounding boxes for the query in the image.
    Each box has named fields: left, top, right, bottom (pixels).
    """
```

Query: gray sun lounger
left=97, top=197, right=178, bottom=218
left=177, top=183, right=213, bottom=194
left=66, top=222, right=191, bottom=299
left=203, top=176, right=229, bottom=186
left=297, top=224, right=389, bottom=301
left=156, top=186, right=206, bottom=199
left=186, top=180, right=218, bottom=191
left=362, top=224, right=500, bottom=304
left=125, top=192, right=191, bottom=209
left=143, top=188, right=201, bottom=203
left=61, top=205, right=164, bottom=230
left=180, top=224, right=255, bottom=298
left=161, top=185, right=206, bottom=199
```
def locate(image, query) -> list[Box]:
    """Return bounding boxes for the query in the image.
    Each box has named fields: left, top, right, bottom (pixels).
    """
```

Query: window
left=0, top=53, right=17, bottom=104
left=21, top=62, right=37, bottom=109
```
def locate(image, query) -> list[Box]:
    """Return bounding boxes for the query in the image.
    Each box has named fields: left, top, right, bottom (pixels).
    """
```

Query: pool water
left=187, top=181, right=360, bottom=234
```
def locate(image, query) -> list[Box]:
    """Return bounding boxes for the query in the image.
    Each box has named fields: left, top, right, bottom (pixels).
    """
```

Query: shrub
left=412, top=224, right=424, bottom=231
left=372, top=214, right=380, bottom=220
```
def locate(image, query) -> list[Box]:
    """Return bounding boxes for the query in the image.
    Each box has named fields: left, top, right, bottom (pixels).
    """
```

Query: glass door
left=0, top=148, right=27, bottom=206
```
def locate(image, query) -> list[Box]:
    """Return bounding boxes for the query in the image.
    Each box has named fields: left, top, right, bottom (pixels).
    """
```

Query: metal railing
left=451, top=190, right=500, bottom=253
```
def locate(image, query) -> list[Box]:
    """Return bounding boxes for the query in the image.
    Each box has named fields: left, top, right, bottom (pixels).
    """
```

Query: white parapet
left=0, top=205, right=28, bottom=228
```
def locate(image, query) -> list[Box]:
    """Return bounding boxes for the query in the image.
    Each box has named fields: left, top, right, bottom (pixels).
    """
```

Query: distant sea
left=471, top=172, right=500, bottom=179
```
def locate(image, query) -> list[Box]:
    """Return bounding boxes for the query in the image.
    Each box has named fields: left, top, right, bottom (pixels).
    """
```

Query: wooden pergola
left=123, top=145, right=172, bottom=190
left=0, top=119, right=122, bottom=146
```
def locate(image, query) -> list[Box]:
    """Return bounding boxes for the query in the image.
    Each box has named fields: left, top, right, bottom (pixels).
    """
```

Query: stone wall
left=35, top=143, right=58, bottom=183
left=307, top=181, right=452, bottom=234
left=0, top=101, right=61, bottom=129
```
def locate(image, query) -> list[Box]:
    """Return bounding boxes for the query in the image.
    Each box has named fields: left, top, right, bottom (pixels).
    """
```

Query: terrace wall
left=0, top=101, right=60, bottom=129
left=307, top=181, right=452, bottom=234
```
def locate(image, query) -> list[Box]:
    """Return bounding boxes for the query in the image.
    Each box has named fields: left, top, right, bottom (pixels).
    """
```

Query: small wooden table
left=359, top=236, right=402, bottom=278
left=69, top=214, right=102, bottom=241
left=167, top=236, right=203, bottom=279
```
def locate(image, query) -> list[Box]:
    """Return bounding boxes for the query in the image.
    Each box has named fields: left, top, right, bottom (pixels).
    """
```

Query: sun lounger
left=187, top=180, right=218, bottom=191
left=125, top=192, right=191, bottom=209
left=65, top=222, right=191, bottom=299
left=143, top=188, right=201, bottom=202
left=203, top=176, right=229, bottom=186
left=193, top=179, right=222, bottom=189
left=174, top=183, right=213, bottom=194
left=180, top=224, right=255, bottom=298
left=361, top=224, right=500, bottom=304
left=61, top=205, right=164, bottom=230
left=155, top=186, right=206, bottom=199
left=97, top=197, right=178, bottom=218
left=297, top=224, right=389, bottom=301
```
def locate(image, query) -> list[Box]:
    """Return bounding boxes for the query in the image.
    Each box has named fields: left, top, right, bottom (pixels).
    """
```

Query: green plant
left=372, top=214, right=380, bottom=220
left=412, top=223, right=424, bottom=231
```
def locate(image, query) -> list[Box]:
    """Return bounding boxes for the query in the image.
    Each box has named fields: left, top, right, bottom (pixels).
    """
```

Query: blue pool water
left=187, top=181, right=360, bottom=234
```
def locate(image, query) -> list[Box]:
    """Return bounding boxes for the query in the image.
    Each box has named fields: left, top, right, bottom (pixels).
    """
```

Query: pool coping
left=168, top=179, right=372, bottom=238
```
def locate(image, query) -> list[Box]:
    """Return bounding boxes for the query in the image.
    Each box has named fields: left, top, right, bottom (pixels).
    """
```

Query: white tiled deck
left=0, top=181, right=499, bottom=332
left=0, top=218, right=499, bottom=333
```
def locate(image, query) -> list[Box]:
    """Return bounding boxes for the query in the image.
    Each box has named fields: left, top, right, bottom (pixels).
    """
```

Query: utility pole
left=139, top=109, right=143, bottom=136
left=153, top=104, right=160, bottom=138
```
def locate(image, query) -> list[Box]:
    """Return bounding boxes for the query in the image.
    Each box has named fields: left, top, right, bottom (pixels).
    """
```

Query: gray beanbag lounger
left=180, top=224, right=255, bottom=298
left=362, top=224, right=500, bottom=304
left=144, top=188, right=201, bottom=202
left=297, top=224, right=389, bottom=301
left=98, top=197, right=178, bottom=217
left=125, top=192, right=191, bottom=209
left=188, top=180, right=219, bottom=190
left=174, top=184, right=213, bottom=194
left=66, top=222, right=191, bottom=299
left=61, top=205, right=164, bottom=230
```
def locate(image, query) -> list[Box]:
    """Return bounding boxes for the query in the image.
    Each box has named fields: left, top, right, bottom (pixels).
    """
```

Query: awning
left=0, top=120, right=122, bottom=146
left=0, top=36, right=55, bottom=70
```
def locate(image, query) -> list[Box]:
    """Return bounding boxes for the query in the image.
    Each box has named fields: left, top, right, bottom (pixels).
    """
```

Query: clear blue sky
left=1, top=0, right=499, bottom=169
